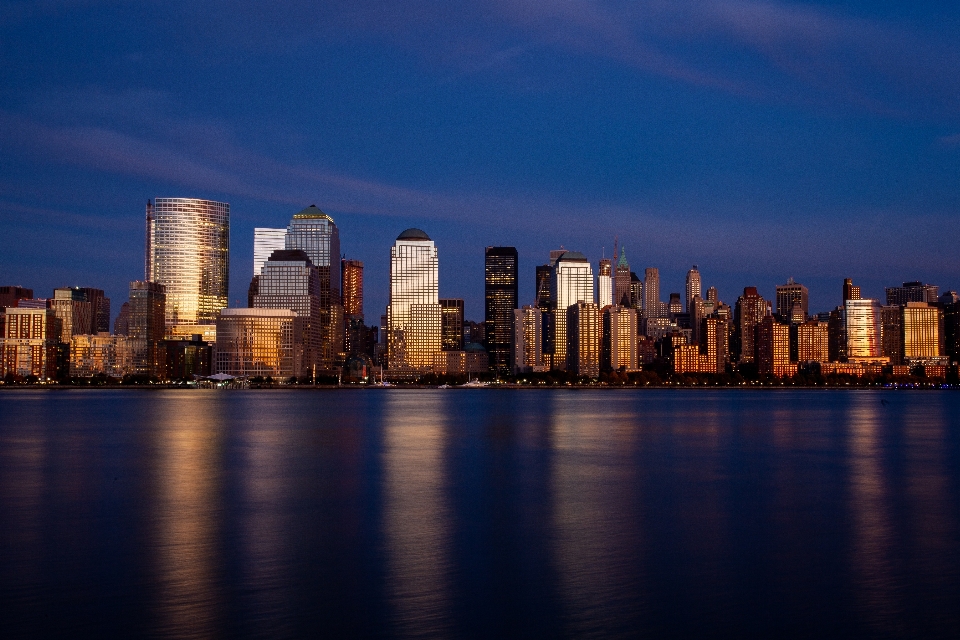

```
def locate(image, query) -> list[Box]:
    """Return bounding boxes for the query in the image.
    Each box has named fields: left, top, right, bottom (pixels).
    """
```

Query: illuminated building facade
left=69, top=334, right=135, bottom=378
left=485, top=246, right=518, bottom=376
left=551, top=251, right=593, bottom=370
left=0, top=307, right=60, bottom=380
left=147, top=198, right=229, bottom=330
left=880, top=305, right=902, bottom=364
left=734, top=287, right=767, bottom=363
left=52, top=287, right=93, bottom=342
left=387, top=228, right=440, bottom=371
left=756, top=316, right=796, bottom=377
left=843, top=278, right=860, bottom=302
left=703, top=316, right=729, bottom=373
left=644, top=268, right=662, bottom=318
left=128, top=281, right=167, bottom=376
left=440, top=299, right=464, bottom=351
left=796, top=320, right=829, bottom=363
left=342, top=259, right=364, bottom=318
left=512, top=305, right=544, bottom=374
left=685, top=266, right=701, bottom=314
left=844, top=299, right=882, bottom=360
left=901, top=302, right=943, bottom=364
left=253, top=228, right=287, bottom=276
left=602, top=305, right=637, bottom=372
left=598, top=259, right=613, bottom=308
left=566, top=301, right=600, bottom=377
left=285, top=205, right=343, bottom=366
left=215, top=308, right=303, bottom=377
left=775, top=278, right=808, bottom=323
left=253, top=250, right=323, bottom=373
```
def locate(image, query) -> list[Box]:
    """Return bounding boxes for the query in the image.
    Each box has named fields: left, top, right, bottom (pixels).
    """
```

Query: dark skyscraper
left=440, top=299, right=464, bottom=351
left=128, top=281, right=166, bottom=376
left=485, top=246, right=519, bottom=376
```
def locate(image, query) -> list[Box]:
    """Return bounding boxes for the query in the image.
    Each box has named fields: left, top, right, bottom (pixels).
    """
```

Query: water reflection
left=382, top=391, right=453, bottom=637
left=847, top=394, right=903, bottom=634
left=150, top=393, right=224, bottom=639
left=548, top=393, right=646, bottom=638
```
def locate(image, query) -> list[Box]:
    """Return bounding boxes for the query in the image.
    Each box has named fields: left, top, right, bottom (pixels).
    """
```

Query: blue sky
left=2, top=0, right=959, bottom=320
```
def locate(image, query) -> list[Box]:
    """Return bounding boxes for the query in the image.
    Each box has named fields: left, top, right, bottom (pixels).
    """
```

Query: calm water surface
left=1, top=389, right=958, bottom=638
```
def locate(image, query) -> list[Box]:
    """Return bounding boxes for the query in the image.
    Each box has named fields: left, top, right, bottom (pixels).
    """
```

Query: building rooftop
left=556, top=250, right=587, bottom=262
left=292, top=204, right=334, bottom=223
left=397, top=228, right=431, bottom=241
left=265, top=249, right=313, bottom=264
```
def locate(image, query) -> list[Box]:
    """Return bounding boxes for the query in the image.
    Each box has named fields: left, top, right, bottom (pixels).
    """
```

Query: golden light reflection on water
left=382, top=391, right=453, bottom=637
left=548, top=394, right=647, bottom=637
left=847, top=395, right=902, bottom=634
left=151, top=392, right=224, bottom=639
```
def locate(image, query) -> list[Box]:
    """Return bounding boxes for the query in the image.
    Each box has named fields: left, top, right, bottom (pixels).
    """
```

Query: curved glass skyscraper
left=146, top=198, right=230, bottom=329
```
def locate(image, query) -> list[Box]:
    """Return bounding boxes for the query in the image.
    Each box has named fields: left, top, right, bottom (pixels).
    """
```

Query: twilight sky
left=2, top=0, right=959, bottom=320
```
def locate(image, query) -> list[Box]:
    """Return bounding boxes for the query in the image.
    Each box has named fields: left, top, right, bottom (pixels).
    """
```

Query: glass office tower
left=146, top=198, right=229, bottom=329
left=551, top=251, right=593, bottom=370
left=387, top=228, right=440, bottom=370
left=485, top=246, right=518, bottom=376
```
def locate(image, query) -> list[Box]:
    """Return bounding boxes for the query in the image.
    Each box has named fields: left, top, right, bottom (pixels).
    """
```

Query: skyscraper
left=756, top=316, right=795, bottom=377
left=644, top=268, right=664, bottom=318
left=602, top=305, right=637, bottom=372
left=734, top=287, right=767, bottom=363
left=685, top=266, right=701, bottom=314
left=440, top=299, right=464, bottom=351
left=842, top=278, right=860, bottom=303
left=253, top=249, right=323, bottom=374
left=775, top=278, right=808, bottom=323
left=146, top=198, right=229, bottom=330
left=387, top=228, right=440, bottom=371
left=797, top=321, right=829, bottom=364
left=76, top=287, right=110, bottom=334
left=128, top=281, right=166, bottom=376
left=901, top=302, right=943, bottom=364
left=485, top=246, right=518, bottom=376
left=342, top=259, right=364, bottom=320
left=52, top=287, right=93, bottom=342
left=567, top=301, right=600, bottom=377
left=614, top=248, right=632, bottom=307
left=512, top=305, right=543, bottom=374
left=551, top=251, right=593, bottom=370
left=253, top=228, right=287, bottom=276
left=885, top=281, right=939, bottom=306
left=598, top=259, right=613, bottom=308
left=844, top=299, right=881, bottom=360
left=285, top=205, right=344, bottom=363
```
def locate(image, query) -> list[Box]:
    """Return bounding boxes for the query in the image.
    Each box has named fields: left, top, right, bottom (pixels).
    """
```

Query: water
left=1, top=389, right=958, bottom=639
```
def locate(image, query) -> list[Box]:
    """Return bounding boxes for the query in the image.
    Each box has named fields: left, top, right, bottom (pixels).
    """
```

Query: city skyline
left=2, top=2, right=960, bottom=319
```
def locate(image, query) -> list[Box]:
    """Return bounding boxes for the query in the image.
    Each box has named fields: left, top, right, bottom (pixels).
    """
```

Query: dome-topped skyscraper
left=387, top=228, right=440, bottom=371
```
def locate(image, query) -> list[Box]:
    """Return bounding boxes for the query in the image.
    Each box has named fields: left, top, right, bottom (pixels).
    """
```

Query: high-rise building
left=901, top=302, right=943, bottom=364
left=128, top=281, right=166, bottom=376
left=598, top=259, right=613, bottom=308
left=215, top=308, right=303, bottom=377
left=669, top=293, right=682, bottom=317
left=644, top=268, right=661, bottom=317
left=630, top=272, right=643, bottom=310
left=512, top=305, right=544, bottom=374
left=886, top=281, right=939, bottom=306
left=387, top=228, right=440, bottom=371
left=880, top=305, right=902, bottom=364
left=844, top=299, right=881, bottom=361
left=0, top=307, right=59, bottom=380
left=775, top=278, right=808, bottom=323
left=535, top=265, right=552, bottom=309
left=706, top=286, right=718, bottom=304
left=75, top=287, right=110, bottom=334
left=843, top=278, right=860, bottom=303
left=342, top=259, right=364, bottom=319
left=0, top=286, right=33, bottom=309
left=942, top=300, right=960, bottom=364
left=253, top=249, right=323, bottom=374
left=285, top=205, right=343, bottom=366
left=602, top=305, right=637, bottom=372
left=756, top=316, right=795, bottom=377
left=485, top=246, right=518, bottom=376
left=536, top=264, right=553, bottom=365
left=147, top=198, right=229, bottom=330
left=685, top=266, right=701, bottom=314
left=797, top=320, right=829, bottom=364
left=253, top=228, right=287, bottom=276
left=52, top=287, right=93, bottom=342
left=114, top=302, right=130, bottom=336
left=566, top=301, right=600, bottom=377
left=702, top=316, right=729, bottom=373
left=689, top=295, right=706, bottom=344
left=551, top=251, right=593, bottom=370
left=614, top=248, right=632, bottom=307
left=440, top=299, right=464, bottom=351
left=734, top=287, right=767, bottom=363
